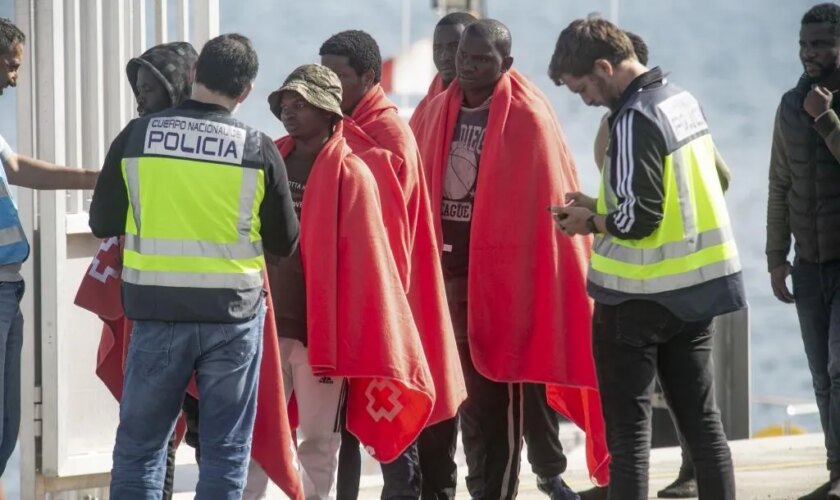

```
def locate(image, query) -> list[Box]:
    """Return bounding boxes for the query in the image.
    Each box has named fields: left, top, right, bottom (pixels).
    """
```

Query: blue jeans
left=0, top=280, right=24, bottom=475
left=111, top=299, right=265, bottom=500
left=792, top=259, right=840, bottom=477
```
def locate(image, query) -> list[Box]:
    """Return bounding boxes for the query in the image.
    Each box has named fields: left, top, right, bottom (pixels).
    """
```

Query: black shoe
left=537, top=475, right=580, bottom=500
left=798, top=480, right=831, bottom=500
left=577, top=485, right=608, bottom=500
left=657, top=475, right=698, bottom=498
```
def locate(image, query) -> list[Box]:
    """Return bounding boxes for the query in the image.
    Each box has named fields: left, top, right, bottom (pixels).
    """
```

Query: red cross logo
left=365, top=379, right=404, bottom=422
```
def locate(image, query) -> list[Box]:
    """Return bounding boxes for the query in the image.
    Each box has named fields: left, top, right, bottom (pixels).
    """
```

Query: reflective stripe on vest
left=0, top=178, right=29, bottom=265
left=122, top=267, right=264, bottom=289
left=592, top=88, right=740, bottom=295
left=121, top=156, right=265, bottom=291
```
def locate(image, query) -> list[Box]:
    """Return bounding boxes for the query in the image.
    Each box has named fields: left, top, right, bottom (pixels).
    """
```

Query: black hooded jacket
left=126, top=41, right=198, bottom=108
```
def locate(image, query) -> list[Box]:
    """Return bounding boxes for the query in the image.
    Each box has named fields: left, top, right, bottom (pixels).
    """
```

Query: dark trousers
left=336, top=425, right=361, bottom=500
left=592, top=300, right=734, bottom=500
left=161, top=393, right=202, bottom=499
left=336, top=414, right=423, bottom=499
left=523, top=383, right=567, bottom=478
left=417, top=418, right=459, bottom=499
left=458, top=342, right=524, bottom=500
left=792, top=259, right=840, bottom=477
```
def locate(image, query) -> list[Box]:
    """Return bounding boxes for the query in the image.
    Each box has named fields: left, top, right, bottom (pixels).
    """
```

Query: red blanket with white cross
left=277, top=122, right=435, bottom=462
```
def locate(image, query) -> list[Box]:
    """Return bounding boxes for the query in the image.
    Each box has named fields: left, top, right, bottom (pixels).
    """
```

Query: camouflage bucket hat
left=268, top=64, right=343, bottom=120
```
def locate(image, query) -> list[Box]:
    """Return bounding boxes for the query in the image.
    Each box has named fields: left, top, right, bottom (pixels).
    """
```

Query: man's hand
left=550, top=206, right=593, bottom=236
left=805, top=85, right=833, bottom=119
left=770, top=262, right=795, bottom=304
left=565, top=191, right=597, bottom=211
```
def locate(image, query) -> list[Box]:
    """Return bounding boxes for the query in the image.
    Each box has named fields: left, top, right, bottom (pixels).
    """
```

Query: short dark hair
left=436, top=11, right=477, bottom=29
left=803, top=3, right=840, bottom=35
left=624, top=30, right=648, bottom=66
left=463, top=19, right=512, bottom=58
left=319, top=30, right=382, bottom=83
left=195, top=33, right=258, bottom=99
left=548, top=18, right=634, bottom=81
left=0, top=18, right=25, bottom=54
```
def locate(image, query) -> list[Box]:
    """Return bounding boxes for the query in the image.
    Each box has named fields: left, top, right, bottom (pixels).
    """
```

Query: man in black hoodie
left=126, top=41, right=198, bottom=117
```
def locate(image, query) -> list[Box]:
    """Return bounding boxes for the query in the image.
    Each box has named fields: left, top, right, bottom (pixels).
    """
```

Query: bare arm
left=1, top=153, right=98, bottom=190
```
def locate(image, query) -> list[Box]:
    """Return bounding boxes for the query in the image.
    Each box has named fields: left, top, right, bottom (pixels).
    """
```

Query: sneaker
left=536, top=475, right=580, bottom=500
left=798, top=480, right=830, bottom=500
left=657, top=475, right=698, bottom=498
left=577, top=485, right=608, bottom=500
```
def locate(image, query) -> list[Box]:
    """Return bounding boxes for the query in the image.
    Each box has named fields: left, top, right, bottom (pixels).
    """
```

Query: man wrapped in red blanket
left=412, top=19, right=610, bottom=499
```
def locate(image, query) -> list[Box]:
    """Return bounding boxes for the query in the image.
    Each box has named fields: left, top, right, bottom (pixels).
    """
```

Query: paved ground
left=166, top=433, right=829, bottom=499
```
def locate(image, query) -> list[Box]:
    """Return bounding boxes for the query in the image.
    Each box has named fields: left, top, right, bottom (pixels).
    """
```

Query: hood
left=126, top=41, right=198, bottom=107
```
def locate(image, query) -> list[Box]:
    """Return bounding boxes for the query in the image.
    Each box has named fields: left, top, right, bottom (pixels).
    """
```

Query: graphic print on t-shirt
left=441, top=103, right=489, bottom=277
left=442, top=119, right=486, bottom=221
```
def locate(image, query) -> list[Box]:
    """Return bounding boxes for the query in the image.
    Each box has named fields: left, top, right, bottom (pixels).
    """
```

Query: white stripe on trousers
left=499, top=383, right=524, bottom=499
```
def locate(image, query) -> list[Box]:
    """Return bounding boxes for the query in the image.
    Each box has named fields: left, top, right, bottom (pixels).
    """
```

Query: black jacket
left=767, top=75, right=840, bottom=270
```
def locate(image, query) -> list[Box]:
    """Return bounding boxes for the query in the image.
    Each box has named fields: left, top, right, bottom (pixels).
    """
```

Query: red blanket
left=412, top=69, right=610, bottom=485
left=342, top=122, right=411, bottom=287
left=75, top=241, right=304, bottom=498
left=408, top=74, right=445, bottom=132
left=276, top=122, right=435, bottom=462
left=349, top=85, right=466, bottom=425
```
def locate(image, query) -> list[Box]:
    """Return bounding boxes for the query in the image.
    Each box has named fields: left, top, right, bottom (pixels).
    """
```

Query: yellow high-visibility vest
left=590, top=86, right=741, bottom=295
left=121, top=155, right=265, bottom=291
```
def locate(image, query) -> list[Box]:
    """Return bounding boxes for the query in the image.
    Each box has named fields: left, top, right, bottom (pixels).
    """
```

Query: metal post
left=176, top=0, right=190, bottom=42
left=713, top=308, right=752, bottom=439
left=400, top=0, right=410, bottom=109
left=102, top=0, right=128, bottom=147
left=15, top=0, right=39, bottom=495
left=154, top=0, right=168, bottom=45
left=32, top=0, right=67, bottom=479
left=192, top=0, right=220, bottom=49
left=62, top=0, right=81, bottom=214
left=80, top=0, right=104, bottom=213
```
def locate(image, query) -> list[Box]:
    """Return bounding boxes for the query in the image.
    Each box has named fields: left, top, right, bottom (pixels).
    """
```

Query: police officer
left=548, top=18, right=747, bottom=500
left=89, top=33, right=299, bottom=498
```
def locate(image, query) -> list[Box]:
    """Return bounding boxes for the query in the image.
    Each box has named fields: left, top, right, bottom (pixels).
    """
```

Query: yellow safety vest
left=121, top=155, right=265, bottom=291
left=589, top=87, right=741, bottom=295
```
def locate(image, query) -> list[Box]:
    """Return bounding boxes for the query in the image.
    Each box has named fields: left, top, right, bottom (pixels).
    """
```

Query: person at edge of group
left=767, top=4, right=840, bottom=500
left=89, top=33, right=301, bottom=499
left=411, top=11, right=607, bottom=500
left=412, top=18, right=611, bottom=500
left=591, top=29, right=732, bottom=500
left=0, top=17, right=100, bottom=500
left=319, top=30, right=467, bottom=500
left=550, top=17, right=746, bottom=500
left=75, top=41, right=199, bottom=500
left=243, top=62, right=438, bottom=500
